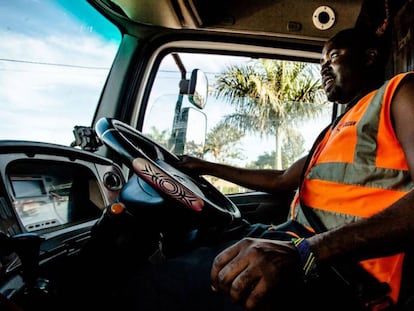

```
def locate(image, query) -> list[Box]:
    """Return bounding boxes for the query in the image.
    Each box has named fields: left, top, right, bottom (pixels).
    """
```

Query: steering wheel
left=95, top=117, right=241, bottom=227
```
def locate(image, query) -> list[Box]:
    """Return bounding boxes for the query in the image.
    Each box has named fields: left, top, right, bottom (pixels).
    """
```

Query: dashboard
left=0, top=140, right=125, bottom=294
left=0, top=141, right=124, bottom=235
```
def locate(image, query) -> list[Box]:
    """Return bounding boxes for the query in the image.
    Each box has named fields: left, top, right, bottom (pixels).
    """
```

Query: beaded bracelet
left=292, top=237, right=319, bottom=280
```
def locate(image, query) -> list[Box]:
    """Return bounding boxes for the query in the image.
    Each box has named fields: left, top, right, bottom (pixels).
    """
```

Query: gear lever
left=1, top=232, right=43, bottom=288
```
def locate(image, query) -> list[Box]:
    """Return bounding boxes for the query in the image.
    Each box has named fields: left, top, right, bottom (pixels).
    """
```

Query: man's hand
left=210, top=237, right=302, bottom=310
left=175, top=155, right=209, bottom=175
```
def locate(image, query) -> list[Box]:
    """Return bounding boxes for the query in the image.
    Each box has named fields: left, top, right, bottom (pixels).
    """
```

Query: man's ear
left=365, top=48, right=378, bottom=66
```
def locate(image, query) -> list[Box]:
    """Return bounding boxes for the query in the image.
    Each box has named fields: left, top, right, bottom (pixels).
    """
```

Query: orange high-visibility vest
left=290, top=72, right=414, bottom=303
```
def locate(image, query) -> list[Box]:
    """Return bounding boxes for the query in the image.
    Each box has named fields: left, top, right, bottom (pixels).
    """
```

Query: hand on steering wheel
left=95, top=117, right=241, bottom=227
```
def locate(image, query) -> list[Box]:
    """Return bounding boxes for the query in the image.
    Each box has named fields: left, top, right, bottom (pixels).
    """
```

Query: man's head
left=320, top=27, right=389, bottom=104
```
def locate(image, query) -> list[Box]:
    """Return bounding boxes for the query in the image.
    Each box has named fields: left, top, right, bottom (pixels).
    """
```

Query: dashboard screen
left=11, top=178, right=47, bottom=198
left=7, top=161, right=104, bottom=232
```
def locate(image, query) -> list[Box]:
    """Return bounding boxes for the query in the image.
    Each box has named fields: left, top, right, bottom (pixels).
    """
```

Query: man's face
left=320, top=39, right=365, bottom=104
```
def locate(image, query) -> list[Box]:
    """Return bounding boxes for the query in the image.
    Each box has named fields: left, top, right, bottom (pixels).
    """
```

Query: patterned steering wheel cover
left=95, top=117, right=241, bottom=225
left=132, top=157, right=204, bottom=212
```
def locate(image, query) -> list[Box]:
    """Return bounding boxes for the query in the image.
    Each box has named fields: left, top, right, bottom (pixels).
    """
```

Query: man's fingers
left=244, top=277, right=269, bottom=310
left=228, top=268, right=260, bottom=306
left=210, top=241, right=245, bottom=292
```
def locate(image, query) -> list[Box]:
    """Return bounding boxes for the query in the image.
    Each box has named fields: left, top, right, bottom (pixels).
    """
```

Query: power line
left=0, top=58, right=220, bottom=75
left=0, top=58, right=110, bottom=70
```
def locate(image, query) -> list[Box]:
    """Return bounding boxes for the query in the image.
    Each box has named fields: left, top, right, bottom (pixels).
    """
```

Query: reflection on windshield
left=11, top=176, right=71, bottom=231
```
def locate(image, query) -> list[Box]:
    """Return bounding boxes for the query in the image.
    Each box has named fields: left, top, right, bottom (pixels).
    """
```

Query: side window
left=143, top=52, right=331, bottom=194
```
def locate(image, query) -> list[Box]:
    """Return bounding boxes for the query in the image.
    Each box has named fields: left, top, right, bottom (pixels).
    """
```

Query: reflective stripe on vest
left=290, top=72, right=414, bottom=303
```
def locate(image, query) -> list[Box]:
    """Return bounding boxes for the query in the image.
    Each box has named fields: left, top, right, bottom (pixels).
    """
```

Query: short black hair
left=328, top=27, right=390, bottom=70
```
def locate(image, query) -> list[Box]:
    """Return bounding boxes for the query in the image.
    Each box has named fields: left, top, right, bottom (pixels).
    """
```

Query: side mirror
left=179, top=69, right=208, bottom=109
left=170, top=107, right=207, bottom=155
left=182, top=106, right=206, bottom=152
left=188, top=69, right=208, bottom=109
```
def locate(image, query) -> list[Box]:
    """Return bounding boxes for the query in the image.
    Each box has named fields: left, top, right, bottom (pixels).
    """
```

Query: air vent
left=26, top=219, right=60, bottom=232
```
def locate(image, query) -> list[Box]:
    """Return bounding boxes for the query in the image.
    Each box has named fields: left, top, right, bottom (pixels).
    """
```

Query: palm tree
left=214, top=59, right=327, bottom=169
left=203, top=122, right=245, bottom=164
left=184, top=122, right=245, bottom=161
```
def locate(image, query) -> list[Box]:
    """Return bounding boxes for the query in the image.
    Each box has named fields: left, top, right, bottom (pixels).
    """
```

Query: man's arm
left=309, top=189, right=414, bottom=264
left=175, top=155, right=307, bottom=194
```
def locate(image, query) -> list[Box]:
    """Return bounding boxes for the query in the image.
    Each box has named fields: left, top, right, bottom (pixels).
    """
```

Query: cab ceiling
left=109, top=0, right=383, bottom=42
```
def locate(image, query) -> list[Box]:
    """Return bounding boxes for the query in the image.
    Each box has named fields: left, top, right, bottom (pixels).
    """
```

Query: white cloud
left=0, top=30, right=119, bottom=146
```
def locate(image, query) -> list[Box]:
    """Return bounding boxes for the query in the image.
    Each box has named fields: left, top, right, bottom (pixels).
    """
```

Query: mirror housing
left=188, top=69, right=208, bottom=109
left=179, top=69, right=208, bottom=109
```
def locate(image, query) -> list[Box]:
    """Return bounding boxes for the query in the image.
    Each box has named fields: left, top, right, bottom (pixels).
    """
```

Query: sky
left=0, top=0, right=121, bottom=145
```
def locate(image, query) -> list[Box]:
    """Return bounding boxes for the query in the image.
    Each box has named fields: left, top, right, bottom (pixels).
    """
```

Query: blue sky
left=1, top=0, right=119, bottom=42
left=0, top=0, right=121, bottom=145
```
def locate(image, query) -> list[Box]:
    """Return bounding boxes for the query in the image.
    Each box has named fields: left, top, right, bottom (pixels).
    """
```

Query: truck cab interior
left=0, top=0, right=414, bottom=310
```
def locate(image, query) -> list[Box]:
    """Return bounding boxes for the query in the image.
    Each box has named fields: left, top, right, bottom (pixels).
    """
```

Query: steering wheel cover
left=132, top=158, right=204, bottom=212
left=95, top=117, right=241, bottom=225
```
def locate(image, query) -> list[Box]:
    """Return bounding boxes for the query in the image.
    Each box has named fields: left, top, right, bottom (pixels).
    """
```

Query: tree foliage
left=281, top=128, right=305, bottom=167
left=146, top=123, right=245, bottom=164
left=203, top=122, right=245, bottom=163
left=248, top=129, right=305, bottom=169
left=214, top=59, right=327, bottom=168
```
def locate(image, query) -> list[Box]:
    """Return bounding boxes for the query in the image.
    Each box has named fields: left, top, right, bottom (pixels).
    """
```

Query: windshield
left=143, top=52, right=331, bottom=194
left=0, top=0, right=121, bottom=146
